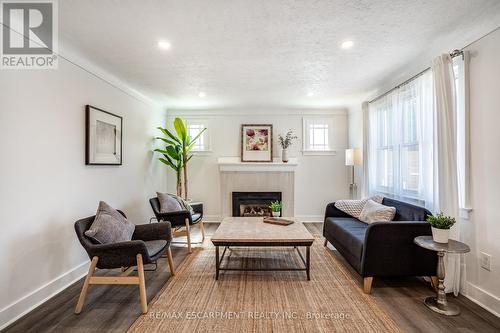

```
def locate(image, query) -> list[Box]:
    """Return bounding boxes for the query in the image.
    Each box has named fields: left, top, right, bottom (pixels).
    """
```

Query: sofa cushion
left=334, top=196, right=383, bottom=219
left=359, top=199, right=396, bottom=224
left=144, top=240, right=168, bottom=257
left=192, top=213, right=202, bottom=223
left=85, top=201, right=135, bottom=244
left=382, top=197, right=431, bottom=221
left=324, top=217, right=368, bottom=261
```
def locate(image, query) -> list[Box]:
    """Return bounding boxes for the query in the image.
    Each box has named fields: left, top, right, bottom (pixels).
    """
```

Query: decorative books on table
left=263, top=217, right=294, bottom=226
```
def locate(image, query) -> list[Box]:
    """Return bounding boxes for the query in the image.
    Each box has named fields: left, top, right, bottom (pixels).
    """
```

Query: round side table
left=414, top=235, right=470, bottom=316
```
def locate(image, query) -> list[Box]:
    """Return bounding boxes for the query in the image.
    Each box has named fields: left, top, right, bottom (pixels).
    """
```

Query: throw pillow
left=84, top=201, right=135, bottom=244
left=359, top=199, right=396, bottom=224
left=157, top=192, right=183, bottom=213
left=334, top=195, right=383, bottom=219
left=157, top=192, right=195, bottom=215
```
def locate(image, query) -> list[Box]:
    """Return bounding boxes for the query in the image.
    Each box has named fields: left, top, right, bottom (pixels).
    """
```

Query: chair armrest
left=133, top=222, right=172, bottom=241
left=324, top=202, right=352, bottom=220
left=87, top=240, right=149, bottom=268
left=156, top=210, right=192, bottom=226
left=361, top=221, right=436, bottom=277
left=191, top=202, right=203, bottom=215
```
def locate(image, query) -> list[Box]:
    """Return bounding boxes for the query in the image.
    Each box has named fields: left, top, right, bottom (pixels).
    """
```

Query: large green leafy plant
left=154, top=118, right=206, bottom=199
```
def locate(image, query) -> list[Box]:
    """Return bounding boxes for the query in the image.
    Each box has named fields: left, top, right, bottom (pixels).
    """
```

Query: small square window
left=302, top=117, right=335, bottom=155
left=187, top=122, right=209, bottom=152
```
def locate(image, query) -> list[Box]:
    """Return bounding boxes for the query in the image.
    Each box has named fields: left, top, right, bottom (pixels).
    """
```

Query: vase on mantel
left=281, top=149, right=289, bottom=163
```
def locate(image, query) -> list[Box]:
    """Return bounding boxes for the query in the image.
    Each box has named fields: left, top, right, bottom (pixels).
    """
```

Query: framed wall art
left=85, top=105, right=122, bottom=165
left=241, top=124, right=273, bottom=162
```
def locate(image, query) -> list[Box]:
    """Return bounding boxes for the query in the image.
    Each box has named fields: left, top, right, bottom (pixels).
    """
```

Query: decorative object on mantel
left=427, top=213, right=456, bottom=243
left=278, top=129, right=298, bottom=163
left=85, top=105, right=122, bottom=165
left=263, top=217, right=294, bottom=226
left=345, top=148, right=362, bottom=198
left=269, top=200, right=282, bottom=217
left=154, top=118, right=206, bottom=199
left=241, top=124, right=273, bottom=162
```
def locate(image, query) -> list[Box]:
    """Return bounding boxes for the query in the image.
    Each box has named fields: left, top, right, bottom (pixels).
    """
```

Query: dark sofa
left=323, top=197, right=437, bottom=293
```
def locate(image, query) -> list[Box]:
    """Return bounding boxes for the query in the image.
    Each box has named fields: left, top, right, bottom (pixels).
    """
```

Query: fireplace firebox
left=232, top=192, right=282, bottom=217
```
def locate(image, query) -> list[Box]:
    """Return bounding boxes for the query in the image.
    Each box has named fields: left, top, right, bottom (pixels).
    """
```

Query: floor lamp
left=345, top=148, right=362, bottom=199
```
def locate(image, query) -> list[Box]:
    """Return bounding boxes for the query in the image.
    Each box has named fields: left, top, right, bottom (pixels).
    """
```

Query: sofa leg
left=430, top=276, right=438, bottom=291
left=323, top=238, right=328, bottom=247
left=75, top=256, right=98, bottom=314
left=137, top=254, right=148, bottom=314
left=185, top=218, right=192, bottom=254
left=363, top=277, right=373, bottom=294
left=166, top=247, right=175, bottom=276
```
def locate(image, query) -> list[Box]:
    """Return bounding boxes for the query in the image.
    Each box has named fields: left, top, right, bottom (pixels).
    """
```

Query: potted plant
left=269, top=201, right=282, bottom=217
left=278, top=130, right=297, bottom=163
left=426, top=213, right=456, bottom=243
left=154, top=118, right=206, bottom=199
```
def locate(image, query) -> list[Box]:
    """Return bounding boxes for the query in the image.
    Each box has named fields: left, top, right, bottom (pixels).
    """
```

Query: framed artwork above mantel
left=85, top=105, right=123, bottom=165
left=241, top=124, right=273, bottom=162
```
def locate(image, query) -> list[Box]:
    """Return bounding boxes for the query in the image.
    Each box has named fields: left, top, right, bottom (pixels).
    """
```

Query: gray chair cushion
left=324, top=217, right=368, bottom=261
left=157, top=192, right=183, bottom=213
left=144, top=240, right=168, bottom=257
left=192, top=213, right=202, bottom=223
left=84, top=201, right=135, bottom=244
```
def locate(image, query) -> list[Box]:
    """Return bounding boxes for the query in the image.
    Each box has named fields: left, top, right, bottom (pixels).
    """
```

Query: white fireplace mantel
left=217, top=157, right=298, bottom=172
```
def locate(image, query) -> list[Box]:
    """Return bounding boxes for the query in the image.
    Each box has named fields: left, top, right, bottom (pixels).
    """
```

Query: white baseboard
left=203, top=215, right=323, bottom=223
left=463, top=282, right=500, bottom=318
left=0, top=260, right=90, bottom=330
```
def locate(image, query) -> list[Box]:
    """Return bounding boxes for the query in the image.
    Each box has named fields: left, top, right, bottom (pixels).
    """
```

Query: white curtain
left=367, top=71, right=435, bottom=211
left=432, top=54, right=461, bottom=295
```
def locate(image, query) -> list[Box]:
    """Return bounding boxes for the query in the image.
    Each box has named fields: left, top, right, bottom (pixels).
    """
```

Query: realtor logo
left=1, top=0, right=58, bottom=69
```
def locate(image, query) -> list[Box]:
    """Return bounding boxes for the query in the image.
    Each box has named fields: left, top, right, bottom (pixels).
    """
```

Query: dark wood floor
left=4, top=223, right=500, bottom=333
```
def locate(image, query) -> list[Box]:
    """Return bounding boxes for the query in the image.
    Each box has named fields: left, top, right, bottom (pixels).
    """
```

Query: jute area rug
left=129, top=237, right=400, bottom=333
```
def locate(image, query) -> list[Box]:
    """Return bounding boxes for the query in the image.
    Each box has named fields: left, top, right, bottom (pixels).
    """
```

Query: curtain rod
left=368, top=25, right=500, bottom=104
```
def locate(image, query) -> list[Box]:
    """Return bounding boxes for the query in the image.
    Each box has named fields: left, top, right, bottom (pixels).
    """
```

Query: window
left=368, top=71, right=434, bottom=207
left=187, top=121, right=210, bottom=152
left=302, top=117, right=335, bottom=154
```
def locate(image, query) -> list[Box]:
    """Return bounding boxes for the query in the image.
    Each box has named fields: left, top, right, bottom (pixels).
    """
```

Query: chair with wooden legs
left=74, top=212, right=175, bottom=314
left=150, top=198, right=205, bottom=253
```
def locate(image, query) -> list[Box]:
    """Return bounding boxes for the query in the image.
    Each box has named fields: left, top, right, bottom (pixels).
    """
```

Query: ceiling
left=59, top=0, right=500, bottom=109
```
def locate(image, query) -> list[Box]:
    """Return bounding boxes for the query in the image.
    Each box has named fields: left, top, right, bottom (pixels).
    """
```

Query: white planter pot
left=272, top=211, right=281, bottom=217
left=431, top=227, right=450, bottom=244
left=282, top=149, right=289, bottom=163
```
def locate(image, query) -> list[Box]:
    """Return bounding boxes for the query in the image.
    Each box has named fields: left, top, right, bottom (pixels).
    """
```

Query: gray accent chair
left=149, top=198, right=205, bottom=253
left=74, top=209, right=175, bottom=314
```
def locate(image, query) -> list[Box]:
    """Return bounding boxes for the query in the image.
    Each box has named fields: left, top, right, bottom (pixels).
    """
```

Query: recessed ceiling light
left=198, top=92, right=206, bottom=98
left=341, top=40, right=354, bottom=49
left=157, top=40, right=171, bottom=50
left=307, top=92, right=314, bottom=97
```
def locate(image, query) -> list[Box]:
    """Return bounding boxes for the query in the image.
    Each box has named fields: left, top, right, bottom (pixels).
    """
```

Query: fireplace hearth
left=232, top=192, right=282, bottom=217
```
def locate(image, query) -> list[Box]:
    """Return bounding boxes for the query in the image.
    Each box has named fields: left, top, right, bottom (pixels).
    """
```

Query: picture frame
left=241, top=124, right=273, bottom=162
left=85, top=105, right=123, bottom=165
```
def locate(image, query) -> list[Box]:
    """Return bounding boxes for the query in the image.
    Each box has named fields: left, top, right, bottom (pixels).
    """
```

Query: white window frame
left=302, top=117, right=336, bottom=155
left=186, top=119, right=211, bottom=154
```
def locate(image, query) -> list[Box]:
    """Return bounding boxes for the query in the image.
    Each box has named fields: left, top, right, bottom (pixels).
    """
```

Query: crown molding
left=167, top=107, right=347, bottom=117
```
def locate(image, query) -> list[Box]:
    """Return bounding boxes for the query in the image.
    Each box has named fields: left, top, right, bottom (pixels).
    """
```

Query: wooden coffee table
left=211, top=217, right=315, bottom=280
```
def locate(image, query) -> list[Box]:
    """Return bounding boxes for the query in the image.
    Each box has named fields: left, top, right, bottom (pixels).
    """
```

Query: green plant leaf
left=159, top=157, right=177, bottom=170
left=173, top=118, right=187, bottom=143
left=188, top=128, right=206, bottom=146
left=155, top=137, right=177, bottom=145
left=157, top=127, right=181, bottom=144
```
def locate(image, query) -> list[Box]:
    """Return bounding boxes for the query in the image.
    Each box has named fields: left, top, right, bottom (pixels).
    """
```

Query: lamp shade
left=345, top=148, right=362, bottom=166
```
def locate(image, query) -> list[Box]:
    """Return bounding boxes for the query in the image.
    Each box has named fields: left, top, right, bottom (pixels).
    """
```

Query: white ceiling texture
left=59, top=0, right=500, bottom=109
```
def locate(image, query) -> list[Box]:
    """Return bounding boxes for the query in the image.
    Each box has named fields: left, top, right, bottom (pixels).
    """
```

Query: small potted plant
left=278, top=130, right=298, bottom=163
left=269, top=201, right=282, bottom=217
left=426, top=213, right=456, bottom=243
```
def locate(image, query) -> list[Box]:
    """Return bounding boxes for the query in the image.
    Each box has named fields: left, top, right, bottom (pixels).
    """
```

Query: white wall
left=0, top=55, right=167, bottom=328
left=460, top=28, right=500, bottom=315
left=347, top=107, right=364, bottom=198
left=165, top=109, right=350, bottom=221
